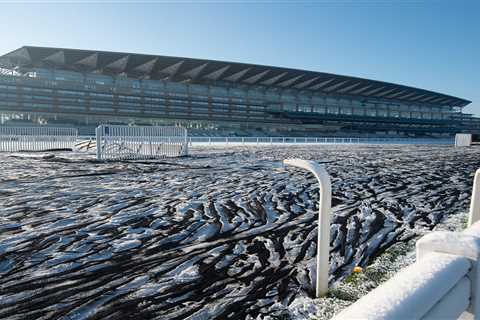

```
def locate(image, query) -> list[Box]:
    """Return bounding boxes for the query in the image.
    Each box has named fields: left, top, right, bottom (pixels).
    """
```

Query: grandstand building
left=0, top=46, right=476, bottom=136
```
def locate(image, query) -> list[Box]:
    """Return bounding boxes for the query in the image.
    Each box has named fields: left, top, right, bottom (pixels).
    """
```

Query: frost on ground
left=292, top=211, right=469, bottom=320
left=0, top=145, right=478, bottom=319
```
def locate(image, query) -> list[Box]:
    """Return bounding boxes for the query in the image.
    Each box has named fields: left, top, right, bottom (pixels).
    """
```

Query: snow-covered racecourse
left=0, top=144, right=479, bottom=319
left=333, top=169, right=480, bottom=319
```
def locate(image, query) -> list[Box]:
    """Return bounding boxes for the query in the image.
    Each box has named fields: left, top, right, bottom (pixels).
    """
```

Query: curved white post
left=469, top=169, right=480, bottom=226
left=283, top=158, right=332, bottom=297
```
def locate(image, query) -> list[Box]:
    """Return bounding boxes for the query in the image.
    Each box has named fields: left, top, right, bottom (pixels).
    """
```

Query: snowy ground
left=0, top=144, right=479, bottom=319
left=291, top=207, right=470, bottom=320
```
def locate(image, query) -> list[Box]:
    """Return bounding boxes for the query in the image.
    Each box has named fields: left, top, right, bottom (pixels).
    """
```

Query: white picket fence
left=331, top=169, right=480, bottom=320
left=0, top=127, right=78, bottom=152
left=95, top=125, right=188, bottom=160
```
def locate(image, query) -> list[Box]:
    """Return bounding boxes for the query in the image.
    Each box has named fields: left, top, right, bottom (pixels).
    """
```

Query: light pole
left=283, top=159, right=332, bottom=297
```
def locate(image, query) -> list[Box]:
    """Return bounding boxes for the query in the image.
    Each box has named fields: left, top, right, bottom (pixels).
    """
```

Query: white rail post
left=183, top=129, right=189, bottom=156
left=469, top=169, right=480, bottom=226
left=95, top=125, right=102, bottom=160
left=283, top=159, right=332, bottom=297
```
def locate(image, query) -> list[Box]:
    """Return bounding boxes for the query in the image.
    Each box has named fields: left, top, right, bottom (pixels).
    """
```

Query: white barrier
left=455, top=133, right=472, bottom=147
left=333, top=169, right=480, bottom=320
left=284, top=159, right=332, bottom=297
left=95, top=125, right=188, bottom=160
left=0, top=126, right=77, bottom=152
left=334, top=252, right=471, bottom=320
left=469, top=169, right=480, bottom=226
left=189, top=136, right=454, bottom=146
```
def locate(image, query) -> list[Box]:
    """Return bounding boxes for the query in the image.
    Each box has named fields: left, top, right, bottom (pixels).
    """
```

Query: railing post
left=95, top=125, right=101, bottom=160
left=469, top=169, right=480, bottom=226
left=283, top=159, right=332, bottom=297
left=182, top=130, right=189, bottom=156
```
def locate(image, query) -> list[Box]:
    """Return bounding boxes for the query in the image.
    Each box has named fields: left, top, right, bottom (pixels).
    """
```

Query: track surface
left=0, top=145, right=478, bottom=319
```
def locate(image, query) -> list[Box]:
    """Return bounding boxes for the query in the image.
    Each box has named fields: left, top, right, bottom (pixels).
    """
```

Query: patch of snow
left=112, top=239, right=142, bottom=252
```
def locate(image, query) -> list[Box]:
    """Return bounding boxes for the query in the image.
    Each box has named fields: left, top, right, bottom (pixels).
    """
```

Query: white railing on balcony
left=0, top=126, right=77, bottom=152
left=95, top=125, right=188, bottom=160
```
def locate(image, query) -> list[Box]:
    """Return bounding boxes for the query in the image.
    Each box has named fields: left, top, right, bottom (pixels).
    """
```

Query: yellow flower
left=353, top=266, right=363, bottom=273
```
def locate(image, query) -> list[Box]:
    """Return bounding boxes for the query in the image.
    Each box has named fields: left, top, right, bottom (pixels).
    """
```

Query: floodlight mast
left=283, top=159, right=332, bottom=297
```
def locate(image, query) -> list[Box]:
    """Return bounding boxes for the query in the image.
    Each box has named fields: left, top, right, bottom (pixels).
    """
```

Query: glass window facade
left=0, top=64, right=466, bottom=136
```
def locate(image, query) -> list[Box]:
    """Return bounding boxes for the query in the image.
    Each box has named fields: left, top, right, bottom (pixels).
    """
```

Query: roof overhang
left=0, top=46, right=471, bottom=108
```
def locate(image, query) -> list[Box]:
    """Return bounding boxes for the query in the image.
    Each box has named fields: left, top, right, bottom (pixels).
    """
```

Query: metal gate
left=95, top=125, right=188, bottom=160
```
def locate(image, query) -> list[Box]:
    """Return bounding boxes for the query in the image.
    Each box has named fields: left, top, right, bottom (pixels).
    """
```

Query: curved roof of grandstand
left=0, top=46, right=471, bottom=107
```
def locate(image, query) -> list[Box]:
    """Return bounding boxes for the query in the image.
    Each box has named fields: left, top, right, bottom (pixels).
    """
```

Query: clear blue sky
left=2, top=1, right=479, bottom=114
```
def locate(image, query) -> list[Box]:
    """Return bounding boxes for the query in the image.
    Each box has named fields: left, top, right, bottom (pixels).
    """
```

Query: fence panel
left=455, top=133, right=472, bottom=147
left=0, top=126, right=77, bottom=152
left=95, top=125, right=188, bottom=160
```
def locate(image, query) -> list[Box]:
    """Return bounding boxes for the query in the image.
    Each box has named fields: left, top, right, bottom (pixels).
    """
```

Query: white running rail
left=283, top=159, right=332, bottom=297
left=333, top=168, right=480, bottom=320
left=469, top=169, right=480, bottom=228
left=189, top=136, right=454, bottom=146
left=95, top=125, right=188, bottom=160
left=0, top=126, right=77, bottom=152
